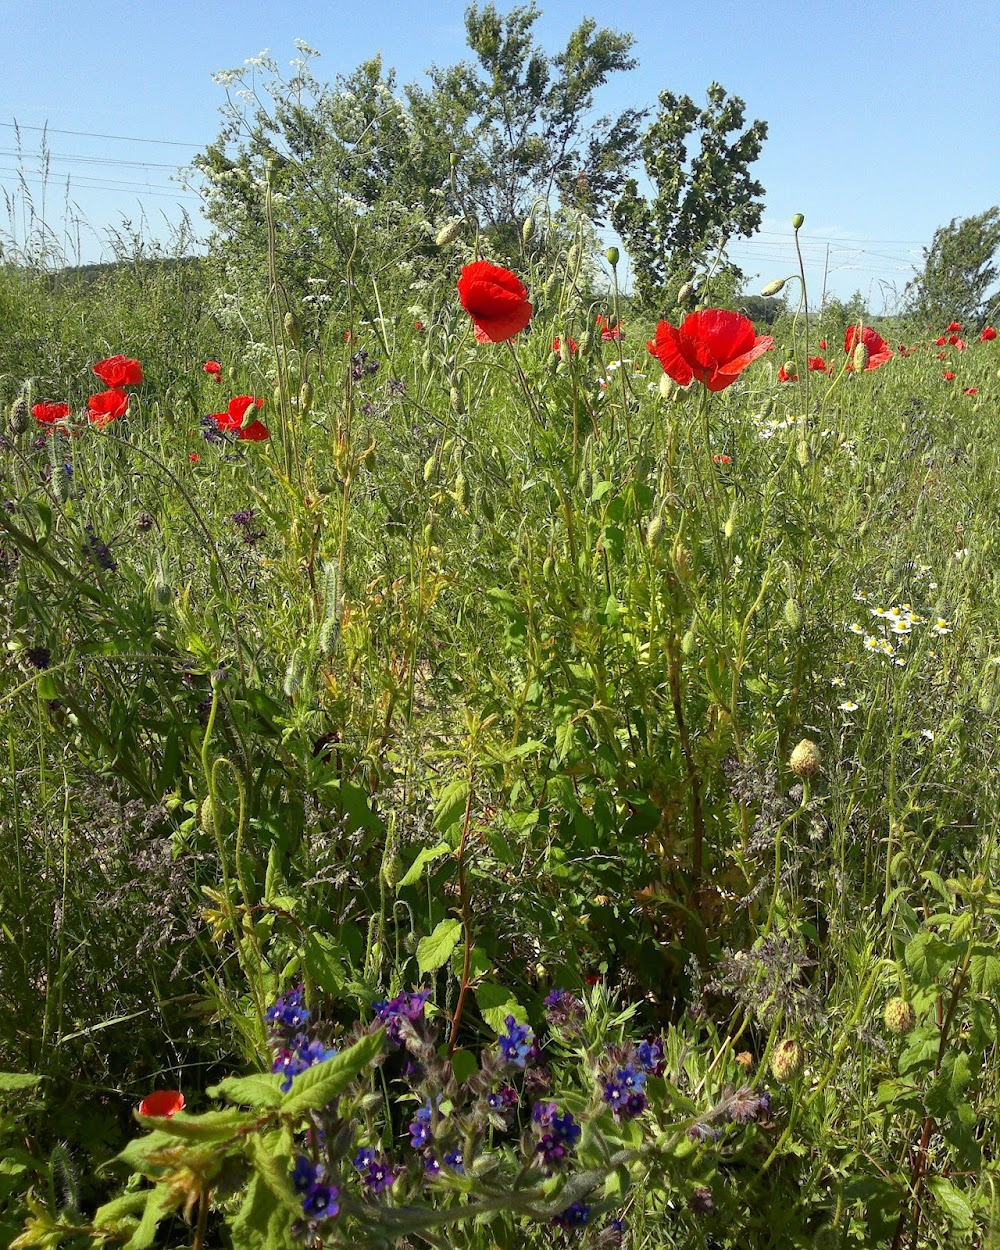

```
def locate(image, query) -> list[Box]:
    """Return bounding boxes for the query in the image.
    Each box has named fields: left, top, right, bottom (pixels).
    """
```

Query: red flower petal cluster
left=844, top=325, right=893, bottom=371
left=32, top=402, right=72, bottom=424
left=138, top=1090, right=185, bottom=1118
left=778, top=364, right=797, bottom=383
left=203, top=360, right=222, bottom=380
left=552, top=337, right=578, bottom=354
left=946, top=321, right=962, bottom=332
left=595, top=314, right=624, bottom=341
left=942, top=370, right=956, bottom=381
left=647, top=310, right=773, bottom=393
left=964, top=387, right=979, bottom=395
left=456, top=261, right=532, bottom=343
left=87, top=389, right=130, bottom=428
left=210, top=395, right=269, bottom=441
left=807, top=356, right=828, bottom=372
left=93, top=355, right=143, bottom=388
left=982, top=327, right=997, bottom=341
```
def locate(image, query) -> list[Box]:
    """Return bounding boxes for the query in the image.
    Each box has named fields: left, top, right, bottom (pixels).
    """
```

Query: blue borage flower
left=291, top=1155, right=340, bottom=1221
left=265, top=985, right=310, bottom=1035
left=602, top=1062, right=648, bottom=1119
left=552, top=1201, right=590, bottom=1229
left=373, top=988, right=431, bottom=1046
left=272, top=1035, right=338, bottom=1092
left=353, top=1147, right=395, bottom=1194
left=532, top=1101, right=580, bottom=1171
left=497, top=1014, right=533, bottom=1066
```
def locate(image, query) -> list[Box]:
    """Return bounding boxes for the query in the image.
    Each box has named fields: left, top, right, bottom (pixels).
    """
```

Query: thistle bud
left=522, top=215, right=536, bottom=243
left=283, top=311, right=300, bottom=346
left=299, top=380, right=314, bottom=413
left=789, top=738, right=821, bottom=778
left=605, top=246, right=619, bottom=267
left=883, top=997, right=916, bottom=1037
left=770, top=1037, right=804, bottom=1082
left=852, top=342, right=870, bottom=372
left=435, top=218, right=464, bottom=247
left=646, top=514, right=666, bottom=548
left=783, top=598, right=803, bottom=632
left=9, top=393, right=29, bottom=435
left=792, top=212, right=805, bottom=229
left=760, top=277, right=787, bottom=297
left=154, top=572, right=173, bottom=607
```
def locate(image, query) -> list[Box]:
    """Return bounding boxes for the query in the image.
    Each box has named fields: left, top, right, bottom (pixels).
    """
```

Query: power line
left=2, top=120, right=203, bottom=149
left=0, top=147, right=182, bottom=172
left=0, top=168, right=201, bottom=201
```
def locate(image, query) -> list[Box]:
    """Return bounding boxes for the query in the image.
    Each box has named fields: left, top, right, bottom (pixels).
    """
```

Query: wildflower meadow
left=3, top=13, right=1000, bottom=1250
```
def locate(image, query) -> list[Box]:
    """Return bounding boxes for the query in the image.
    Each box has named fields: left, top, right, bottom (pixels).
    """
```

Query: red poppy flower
left=87, top=389, right=129, bottom=427
left=964, top=387, right=979, bottom=395
left=647, top=309, right=774, bottom=393
left=778, top=364, right=797, bottom=383
left=138, top=1090, right=185, bottom=1118
left=934, top=336, right=947, bottom=347
left=818, top=339, right=827, bottom=350
left=595, top=314, right=624, bottom=341
left=946, top=321, right=962, bottom=332
left=844, top=325, right=893, bottom=371
left=982, top=326, right=997, bottom=341
left=203, top=360, right=222, bottom=380
left=942, top=371, right=956, bottom=381
left=93, top=355, right=143, bottom=388
left=937, top=351, right=947, bottom=360
left=189, top=453, right=199, bottom=462
left=713, top=453, right=732, bottom=465
left=32, top=402, right=72, bottom=424
left=552, top=337, right=578, bottom=354
left=210, top=395, right=269, bottom=441
left=456, top=261, right=532, bottom=344
left=807, top=356, right=828, bottom=372
left=414, top=320, right=424, bottom=333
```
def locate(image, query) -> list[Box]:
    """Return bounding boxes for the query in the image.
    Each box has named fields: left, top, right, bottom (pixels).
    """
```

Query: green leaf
left=969, top=945, right=1000, bottom=994
left=450, top=1049, right=478, bottom=1085
left=124, top=1183, right=174, bottom=1250
left=303, top=931, right=346, bottom=994
left=904, top=931, right=954, bottom=985
left=280, top=1030, right=384, bottom=1118
left=398, top=841, right=452, bottom=888
left=417, top=918, right=463, bottom=974
left=135, top=1107, right=256, bottom=1143
left=433, top=778, right=470, bottom=836
left=93, top=1191, right=149, bottom=1229
left=230, top=1173, right=294, bottom=1250
left=112, top=1129, right=184, bottom=1176
left=0, top=1073, right=42, bottom=1093
left=208, top=1073, right=285, bottom=1108
left=475, top=980, right=526, bottom=1032
left=926, top=1176, right=973, bottom=1232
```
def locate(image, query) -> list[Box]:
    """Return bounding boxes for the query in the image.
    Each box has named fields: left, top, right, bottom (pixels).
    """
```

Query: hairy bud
left=283, top=311, right=300, bottom=346
left=770, top=1037, right=804, bottom=1082
left=789, top=738, right=821, bottom=778
left=298, top=381, right=314, bottom=413
left=852, top=342, right=870, bottom=372
left=435, top=218, right=464, bottom=247
left=9, top=393, right=29, bottom=435
left=522, top=215, right=536, bottom=243
left=760, top=277, right=787, bottom=297
left=883, top=997, right=916, bottom=1037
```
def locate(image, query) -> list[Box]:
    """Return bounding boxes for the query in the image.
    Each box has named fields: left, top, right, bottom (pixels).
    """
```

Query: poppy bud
left=646, top=514, right=665, bottom=548
left=677, top=281, right=695, bottom=306
left=154, top=572, right=172, bottom=607
left=435, top=218, right=464, bottom=247
left=567, top=244, right=580, bottom=271
left=792, top=212, right=805, bottom=229
left=605, top=246, right=620, bottom=267
left=449, top=385, right=464, bottom=415
left=558, top=337, right=573, bottom=364
left=852, top=342, right=870, bottom=372
left=789, top=738, right=821, bottom=778
left=883, top=997, right=916, bottom=1037
left=283, top=311, right=300, bottom=346
left=453, top=469, right=470, bottom=510
left=542, top=555, right=555, bottom=581
left=576, top=332, right=591, bottom=355
left=760, top=277, right=787, bottom=297
left=783, top=598, right=803, bottom=632
left=796, top=439, right=810, bottom=467
left=283, top=646, right=306, bottom=698
left=543, top=273, right=559, bottom=303
left=681, top=628, right=696, bottom=656
left=522, top=215, right=536, bottom=243
left=770, top=1037, right=804, bottom=1082
left=659, top=373, right=680, bottom=401
left=299, top=381, right=314, bottom=413
left=9, top=393, right=29, bottom=435
left=724, top=502, right=738, bottom=540
left=199, top=797, right=216, bottom=835
left=450, top=151, right=459, bottom=170
left=381, top=841, right=402, bottom=889
left=423, top=454, right=438, bottom=483
left=782, top=359, right=797, bottom=377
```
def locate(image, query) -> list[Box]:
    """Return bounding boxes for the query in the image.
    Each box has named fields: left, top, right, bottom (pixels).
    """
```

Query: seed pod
left=283, top=311, right=301, bottom=346
left=435, top=218, right=464, bottom=247
left=522, top=215, right=536, bottom=243
left=789, top=738, right=821, bottom=778
left=792, top=212, right=805, bottom=229
left=883, top=997, right=916, bottom=1037
left=9, top=393, right=29, bottom=434
left=724, top=502, right=738, bottom=540
left=283, top=646, right=307, bottom=698
left=542, top=555, right=555, bottom=581
left=760, top=277, right=787, bottom=297
left=853, top=342, right=870, bottom=371
left=605, top=246, right=620, bottom=266
left=677, top=281, right=695, bottom=306
left=299, top=380, right=314, bottom=413
left=199, top=796, right=216, bottom=836
left=449, top=385, right=464, bottom=415
left=770, top=1038, right=804, bottom=1082
left=421, top=349, right=434, bottom=373
left=783, top=598, right=803, bottom=632
left=646, top=514, right=665, bottom=548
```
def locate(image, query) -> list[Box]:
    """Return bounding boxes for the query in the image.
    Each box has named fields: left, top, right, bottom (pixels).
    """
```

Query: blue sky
left=4, top=0, right=998, bottom=311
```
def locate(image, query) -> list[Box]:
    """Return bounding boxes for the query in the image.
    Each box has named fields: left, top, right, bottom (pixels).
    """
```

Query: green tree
left=611, top=83, right=768, bottom=311
left=906, top=208, right=1000, bottom=327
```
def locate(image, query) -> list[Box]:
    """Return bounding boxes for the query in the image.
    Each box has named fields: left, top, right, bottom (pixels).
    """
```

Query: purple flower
left=301, top=1182, right=339, bottom=1219
left=552, top=1201, right=590, bottom=1229
left=443, top=1148, right=464, bottom=1173
left=373, top=988, right=431, bottom=1046
left=353, top=1148, right=394, bottom=1194
left=424, top=1154, right=442, bottom=1177
left=532, top=1102, right=580, bottom=1171
left=486, top=1084, right=518, bottom=1111
left=271, top=1034, right=338, bottom=1092
left=265, top=986, right=310, bottom=1035
left=498, top=1015, right=533, bottom=1067
left=728, top=1086, right=769, bottom=1124
left=636, top=1037, right=665, bottom=1076
left=603, top=1064, right=647, bottom=1120
left=291, top=1154, right=322, bottom=1194
left=543, top=988, right=585, bottom=1030
left=409, top=1101, right=433, bottom=1149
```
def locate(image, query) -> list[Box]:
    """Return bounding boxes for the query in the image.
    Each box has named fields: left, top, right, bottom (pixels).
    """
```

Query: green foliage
left=906, top=206, right=1000, bottom=326
left=611, top=83, right=768, bottom=310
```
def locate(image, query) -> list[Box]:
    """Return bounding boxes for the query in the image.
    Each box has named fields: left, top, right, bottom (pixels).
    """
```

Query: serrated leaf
left=93, top=1191, right=149, bottom=1228
left=124, top=1183, right=174, bottom=1250
left=398, top=841, right=452, bottom=888
left=417, top=918, right=463, bottom=974
left=111, top=1129, right=184, bottom=1176
left=475, top=980, right=526, bottom=1032
left=207, top=1073, right=285, bottom=1108
left=280, top=1030, right=384, bottom=1118
left=970, top=946, right=1000, bottom=993
left=230, top=1173, right=294, bottom=1250
left=433, top=778, right=469, bottom=836
left=904, top=931, right=954, bottom=985
left=926, top=1176, right=973, bottom=1231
